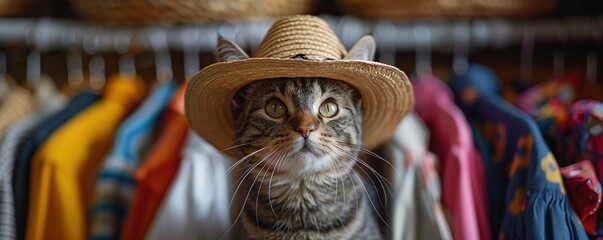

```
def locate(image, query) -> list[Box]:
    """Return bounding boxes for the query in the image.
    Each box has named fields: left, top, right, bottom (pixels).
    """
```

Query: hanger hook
left=26, top=19, right=43, bottom=86
left=84, top=26, right=105, bottom=90
left=148, top=26, right=172, bottom=83
left=181, top=26, right=200, bottom=80
left=61, top=23, right=84, bottom=88
left=114, top=28, right=136, bottom=78
left=553, top=25, right=567, bottom=77
left=414, top=22, right=432, bottom=77
left=587, top=25, right=601, bottom=83
left=520, top=25, right=535, bottom=84
left=374, top=20, right=397, bottom=66
left=453, top=21, right=470, bottom=75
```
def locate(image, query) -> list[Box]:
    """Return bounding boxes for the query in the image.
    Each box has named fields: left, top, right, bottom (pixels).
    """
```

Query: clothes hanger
left=553, top=27, right=567, bottom=78
left=114, top=28, right=136, bottom=79
left=148, top=27, right=172, bottom=84
left=414, top=22, right=432, bottom=78
left=61, top=23, right=85, bottom=91
left=519, top=26, right=535, bottom=86
left=503, top=25, right=536, bottom=103
left=374, top=20, right=397, bottom=67
left=586, top=27, right=600, bottom=85
left=83, top=26, right=106, bottom=91
left=181, top=26, right=200, bottom=81
left=453, top=21, right=470, bottom=76
left=26, top=19, right=63, bottom=107
left=579, top=26, right=603, bottom=102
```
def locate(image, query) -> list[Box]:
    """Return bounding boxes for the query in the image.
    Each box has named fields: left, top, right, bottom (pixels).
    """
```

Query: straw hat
left=185, top=15, right=413, bottom=155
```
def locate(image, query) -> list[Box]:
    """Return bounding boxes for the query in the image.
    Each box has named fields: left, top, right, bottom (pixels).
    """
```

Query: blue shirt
left=449, top=64, right=588, bottom=240
left=12, top=91, right=101, bottom=240
left=90, top=82, right=178, bottom=240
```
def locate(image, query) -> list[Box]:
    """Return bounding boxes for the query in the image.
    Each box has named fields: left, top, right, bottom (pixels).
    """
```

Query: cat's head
left=217, top=37, right=375, bottom=176
left=232, top=77, right=362, bottom=176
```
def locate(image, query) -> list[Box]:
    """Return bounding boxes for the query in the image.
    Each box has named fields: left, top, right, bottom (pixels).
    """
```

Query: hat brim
left=185, top=58, right=413, bottom=157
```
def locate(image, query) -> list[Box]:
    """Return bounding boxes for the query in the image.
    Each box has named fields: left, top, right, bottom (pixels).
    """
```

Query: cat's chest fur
left=239, top=171, right=382, bottom=240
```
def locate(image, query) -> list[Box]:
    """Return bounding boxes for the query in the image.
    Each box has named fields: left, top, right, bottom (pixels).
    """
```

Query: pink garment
left=413, top=75, right=491, bottom=240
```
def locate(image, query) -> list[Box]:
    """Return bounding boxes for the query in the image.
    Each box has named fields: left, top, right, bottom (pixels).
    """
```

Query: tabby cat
left=221, top=38, right=384, bottom=240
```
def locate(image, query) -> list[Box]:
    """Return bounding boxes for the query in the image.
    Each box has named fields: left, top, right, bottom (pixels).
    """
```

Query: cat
left=231, top=77, right=383, bottom=240
left=219, top=37, right=386, bottom=239
left=234, top=78, right=382, bottom=239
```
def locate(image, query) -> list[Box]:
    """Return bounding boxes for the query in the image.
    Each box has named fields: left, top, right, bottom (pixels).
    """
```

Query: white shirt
left=146, top=130, right=231, bottom=240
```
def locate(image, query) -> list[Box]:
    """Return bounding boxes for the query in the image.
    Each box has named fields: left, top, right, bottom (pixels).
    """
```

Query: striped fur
left=231, top=77, right=383, bottom=240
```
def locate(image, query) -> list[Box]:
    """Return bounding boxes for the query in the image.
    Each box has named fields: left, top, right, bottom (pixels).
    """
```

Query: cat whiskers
left=224, top=142, right=289, bottom=239
left=225, top=145, right=269, bottom=176
left=221, top=141, right=257, bottom=152
left=334, top=139, right=403, bottom=180
left=268, top=147, right=288, bottom=218
left=332, top=139, right=401, bottom=200
left=220, top=146, right=270, bottom=239
left=331, top=144, right=396, bottom=230
left=254, top=149, right=281, bottom=232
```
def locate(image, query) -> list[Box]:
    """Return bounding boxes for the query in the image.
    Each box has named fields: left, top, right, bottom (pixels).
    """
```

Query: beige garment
left=0, top=86, right=35, bottom=137
left=0, top=76, right=11, bottom=103
left=384, top=112, right=452, bottom=240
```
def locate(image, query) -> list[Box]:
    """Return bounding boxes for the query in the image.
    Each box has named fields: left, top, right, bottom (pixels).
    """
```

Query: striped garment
left=0, top=106, right=63, bottom=239
left=91, top=82, right=178, bottom=240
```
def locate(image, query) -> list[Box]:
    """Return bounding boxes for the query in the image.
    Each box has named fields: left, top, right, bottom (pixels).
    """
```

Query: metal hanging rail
left=0, top=15, right=602, bottom=53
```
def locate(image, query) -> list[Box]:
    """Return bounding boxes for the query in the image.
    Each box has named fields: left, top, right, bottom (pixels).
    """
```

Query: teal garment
left=449, top=64, right=588, bottom=240
left=90, top=82, right=178, bottom=240
left=465, top=115, right=499, bottom=239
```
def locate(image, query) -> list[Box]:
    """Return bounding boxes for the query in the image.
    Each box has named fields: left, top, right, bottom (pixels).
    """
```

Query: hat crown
left=254, top=15, right=347, bottom=60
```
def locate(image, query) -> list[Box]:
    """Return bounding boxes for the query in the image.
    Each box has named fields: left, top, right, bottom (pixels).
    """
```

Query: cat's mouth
left=296, top=140, right=321, bottom=156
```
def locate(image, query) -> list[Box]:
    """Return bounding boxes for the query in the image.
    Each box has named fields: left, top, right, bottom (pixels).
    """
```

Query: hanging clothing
left=466, top=115, right=499, bottom=234
left=569, top=100, right=603, bottom=164
left=413, top=75, right=490, bottom=240
left=25, top=75, right=147, bottom=240
left=12, top=91, right=101, bottom=240
left=560, top=160, right=601, bottom=235
left=384, top=112, right=452, bottom=240
left=516, top=73, right=581, bottom=166
left=121, top=84, right=189, bottom=240
left=90, top=81, right=178, bottom=240
left=449, top=63, right=588, bottom=240
left=0, top=86, right=35, bottom=136
left=146, top=131, right=231, bottom=240
left=568, top=100, right=603, bottom=237
left=0, top=101, right=65, bottom=239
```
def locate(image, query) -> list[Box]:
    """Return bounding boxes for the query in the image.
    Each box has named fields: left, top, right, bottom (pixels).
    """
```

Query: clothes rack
left=0, top=15, right=602, bottom=53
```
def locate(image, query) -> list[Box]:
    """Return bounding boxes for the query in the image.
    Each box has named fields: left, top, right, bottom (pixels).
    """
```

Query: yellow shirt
left=26, top=75, right=147, bottom=240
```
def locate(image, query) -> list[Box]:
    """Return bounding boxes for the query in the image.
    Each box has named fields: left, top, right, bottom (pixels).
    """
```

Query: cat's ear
left=216, top=36, right=249, bottom=62
left=344, top=35, right=376, bottom=61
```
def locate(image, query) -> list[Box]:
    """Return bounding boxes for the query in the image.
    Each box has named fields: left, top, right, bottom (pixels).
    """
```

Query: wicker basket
left=337, top=0, right=558, bottom=19
left=0, top=0, right=34, bottom=16
left=70, top=0, right=319, bottom=25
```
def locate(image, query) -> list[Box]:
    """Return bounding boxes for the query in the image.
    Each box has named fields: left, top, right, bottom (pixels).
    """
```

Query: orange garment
left=121, top=83, right=189, bottom=240
left=26, top=75, right=147, bottom=240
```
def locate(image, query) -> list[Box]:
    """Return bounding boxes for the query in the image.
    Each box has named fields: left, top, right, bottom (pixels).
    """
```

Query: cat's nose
left=297, top=125, right=316, bottom=139
left=292, top=112, right=319, bottom=139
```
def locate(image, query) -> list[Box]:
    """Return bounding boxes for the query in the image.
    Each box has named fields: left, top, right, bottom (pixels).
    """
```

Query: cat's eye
left=265, top=98, right=287, bottom=118
left=319, top=99, right=339, bottom=118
